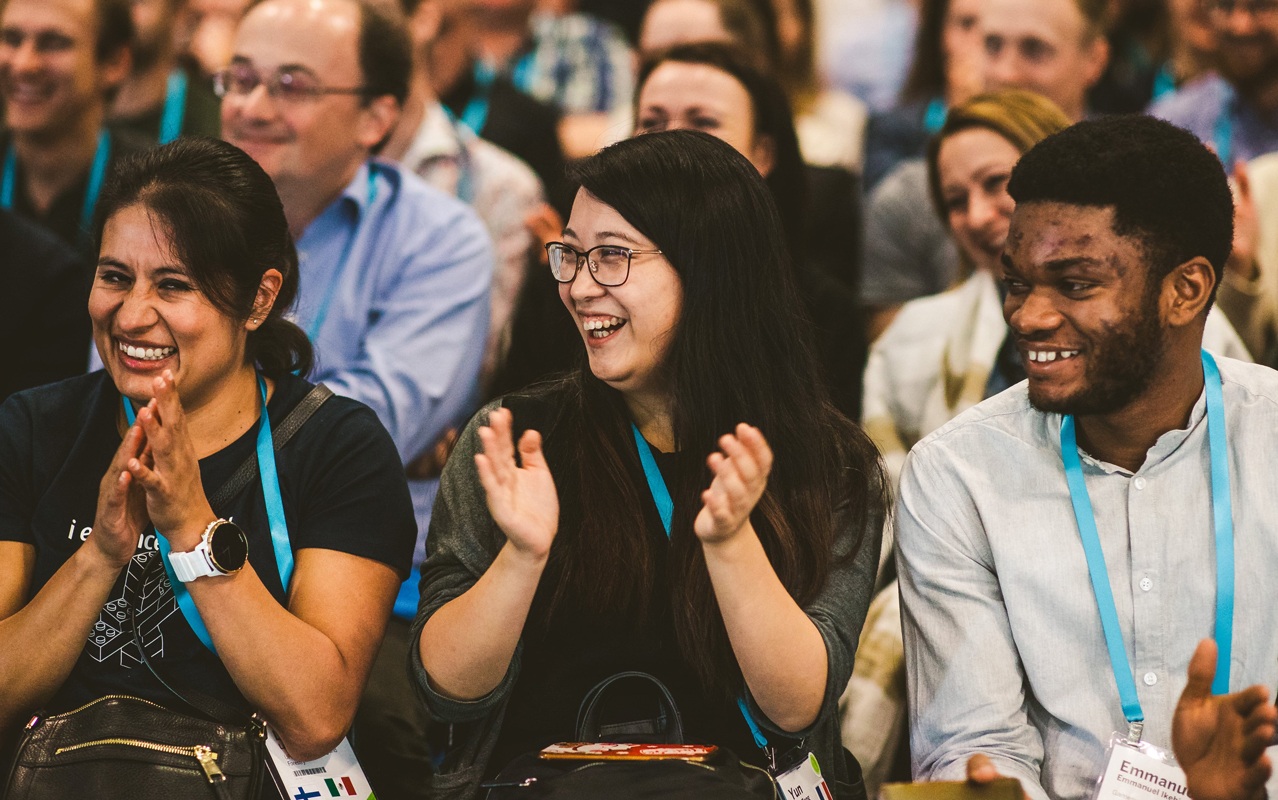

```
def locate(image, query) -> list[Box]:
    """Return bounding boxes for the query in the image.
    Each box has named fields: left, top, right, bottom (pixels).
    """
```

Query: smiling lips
left=118, top=340, right=176, bottom=362
left=582, top=316, right=626, bottom=339
left=1026, top=348, right=1080, bottom=364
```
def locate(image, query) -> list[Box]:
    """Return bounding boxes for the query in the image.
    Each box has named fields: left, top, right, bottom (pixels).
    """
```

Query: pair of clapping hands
left=968, top=639, right=1277, bottom=800
left=93, top=372, right=216, bottom=570
left=473, top=408, right=772, bottom=559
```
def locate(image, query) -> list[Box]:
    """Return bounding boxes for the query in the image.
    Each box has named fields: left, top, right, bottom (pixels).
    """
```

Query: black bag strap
left=575, top=672, right=685, bottom=744
left=209, top=383, right=333, bottom=509
left=128, top=382, right=333, bottom=725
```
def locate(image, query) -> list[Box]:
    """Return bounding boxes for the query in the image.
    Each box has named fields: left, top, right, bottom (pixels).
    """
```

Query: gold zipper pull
left=194, top=746, right=225, bottom=782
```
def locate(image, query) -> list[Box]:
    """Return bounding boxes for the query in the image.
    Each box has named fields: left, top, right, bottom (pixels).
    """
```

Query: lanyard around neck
left=1214, top=87, right=1235, bottom=169
left=923, top=97, right=947, bottom=135
left=2, top=128, right=111, bottom=240
left=122, top=375, right=293, bottom=653
left=630, top=422, right=773, bottom=752
left=439, top=105, right=477, bottom=205
left=1059, top=349, right=1234, bottom=739
left=305, top=166, right=379, bottom=342
left=159, top=68, right=189, bottom=145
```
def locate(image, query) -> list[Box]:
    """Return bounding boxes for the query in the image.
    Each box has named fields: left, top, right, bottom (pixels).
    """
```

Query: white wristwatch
left=169, top=519, right=250, bottom=582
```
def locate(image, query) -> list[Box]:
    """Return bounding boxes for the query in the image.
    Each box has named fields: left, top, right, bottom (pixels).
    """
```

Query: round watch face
left=208, top=521, right=249, bottom=574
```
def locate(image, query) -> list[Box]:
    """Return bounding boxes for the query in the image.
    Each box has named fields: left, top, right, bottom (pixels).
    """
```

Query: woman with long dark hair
left=413, top=130, right=885, bottom=798
left=0, top=138, right=415, bottom=782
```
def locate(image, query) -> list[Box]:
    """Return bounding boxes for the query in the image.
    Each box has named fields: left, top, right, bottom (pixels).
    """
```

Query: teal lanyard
left=159, top=68, right=189, bottom=145
left=459, top=53, right=535, bottom=135
left=305, top=167, right=378, bottom=342
left=122, top=375, right=294, bottom=653
left=630, top=422, right=770, bottom=752
left=1152, top=62, right=1177, bottom=103
left=2, top=128, right=111, bottom=240
left=440, top=105, right=477, bottom=205
left=923, top=97, right=948, bottom=135
left=1059, top=350, right=1234, bottom=739
left=1214, top=87, right=1235, bottom=169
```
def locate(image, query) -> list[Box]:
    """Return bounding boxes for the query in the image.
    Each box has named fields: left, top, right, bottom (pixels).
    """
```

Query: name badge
left=776, top=752, right=833, bottom=800
left=1091, top=734, right=1188, bottom=800
left=264, top=727, right=373, bottom=800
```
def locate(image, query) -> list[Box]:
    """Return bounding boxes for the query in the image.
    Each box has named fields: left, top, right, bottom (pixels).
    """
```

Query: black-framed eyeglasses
left=546, top=242, right=664, bottom=287
left=1205, top=0, right=1278, bottom=16
left=213, top=62, right=371, bottom=103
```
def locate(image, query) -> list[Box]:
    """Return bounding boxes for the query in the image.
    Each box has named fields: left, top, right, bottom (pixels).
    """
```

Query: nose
left=116, top=287, right=160, bottom=333
left=983, top=45, right=1020, bottom=89
left=968, top=190, right=1002, bottom=231
left=234, top=81, right=279, bottom=121
left=1222, top=6, right=1260, bottom=35
left=566, top=260, right=606, bottom=302
left=1006, top=286, right=1062, bottom=337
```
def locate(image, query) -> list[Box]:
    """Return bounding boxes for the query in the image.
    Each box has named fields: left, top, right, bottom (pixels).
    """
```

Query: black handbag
left=3, top=384, right=333, bottom=800
left=482, top=672, right=776, bottom=800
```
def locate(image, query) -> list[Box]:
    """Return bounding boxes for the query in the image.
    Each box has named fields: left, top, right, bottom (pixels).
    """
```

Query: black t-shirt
left=0, top=371, right=416, bottom=713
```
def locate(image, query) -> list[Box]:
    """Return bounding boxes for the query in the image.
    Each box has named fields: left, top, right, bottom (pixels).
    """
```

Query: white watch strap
left=169, top=542, right=217, bottom=582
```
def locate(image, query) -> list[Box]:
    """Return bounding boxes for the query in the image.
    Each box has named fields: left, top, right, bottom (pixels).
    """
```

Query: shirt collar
left=401, top=102, right=464, bottom=170
left=1070, top=387, right=1209, bottom=476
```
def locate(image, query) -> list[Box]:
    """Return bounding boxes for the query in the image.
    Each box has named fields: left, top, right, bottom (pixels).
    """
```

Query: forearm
left=418, top=540, right=545, bottom=701
left=702, top=524, right=828, bottom=732
left=187, top=563, right=392, bottom=761
left=0, top=545, right=122, bottom=728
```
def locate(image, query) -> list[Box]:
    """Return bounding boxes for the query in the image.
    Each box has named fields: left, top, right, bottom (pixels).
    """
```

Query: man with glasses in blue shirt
left=219, top=0, right=493, bottom=654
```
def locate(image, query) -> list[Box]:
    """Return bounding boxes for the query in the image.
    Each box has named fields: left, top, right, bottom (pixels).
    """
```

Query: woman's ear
left=247, top=269, right=284, bottom=330
left=750, top=133, right=776, bottom=179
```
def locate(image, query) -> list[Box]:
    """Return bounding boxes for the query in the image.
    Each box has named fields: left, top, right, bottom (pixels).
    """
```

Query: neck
left=476, top=27, right=531, bottom=65
left=383, top=72, right=432, bottom=161
left=624, top=390, right=675, bottom=453
left=112, top=54, right=178, bottom=119
left=280, top=158, right=364, bottom=238
left=12, top=105, right=105, bottom=214
left=1073, top=347, right=1204, bottom=473
left=186, top=365, right=267, bottom=458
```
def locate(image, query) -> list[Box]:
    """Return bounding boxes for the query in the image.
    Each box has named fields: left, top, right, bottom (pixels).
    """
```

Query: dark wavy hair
left=1008, top=115, right=1233, bottom=308
left=636, top=42, right=809, bottom=265
left=94, top=136, right=313, bottom=378
left=533, top=130, right=885, bottom=693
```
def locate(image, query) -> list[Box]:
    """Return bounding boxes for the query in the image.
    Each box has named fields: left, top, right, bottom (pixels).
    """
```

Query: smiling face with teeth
left=90, top=203, right=257, bottom=409
left=559, top=188, right=682, bottom=404
left=0, top=0, right=130, bottom=140
left=1002, top=201, right=1175, bottom=417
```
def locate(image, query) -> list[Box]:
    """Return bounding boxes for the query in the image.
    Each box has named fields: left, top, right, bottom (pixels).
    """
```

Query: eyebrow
left=560, top=228, right=645, bottom=246
left=96, top=257, right=189, bottom=276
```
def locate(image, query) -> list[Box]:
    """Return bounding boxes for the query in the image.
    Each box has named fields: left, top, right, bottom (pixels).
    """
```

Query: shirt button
left=1133, top=477, right=1147, bottom=490
left=1140, top=577, right=1153, bottom=592
left=1143, top=672, right=1158, bottom=686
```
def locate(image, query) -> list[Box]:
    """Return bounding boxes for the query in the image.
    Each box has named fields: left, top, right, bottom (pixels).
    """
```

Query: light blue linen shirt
left=294, top=158, right=492, bottom=466
left=895, top=354, right=1278, bottom=800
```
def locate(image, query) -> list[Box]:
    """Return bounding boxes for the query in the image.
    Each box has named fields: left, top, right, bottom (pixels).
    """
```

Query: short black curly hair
left=1007, top=115, right=1234, bottom=303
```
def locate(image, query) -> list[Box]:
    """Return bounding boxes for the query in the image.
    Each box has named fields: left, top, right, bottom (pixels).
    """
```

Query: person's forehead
left=984, top=0, right=1087, bottom=42
left=235, top=0, right=362, bottom=76
left=1007, top=202, right=1130, bottom=255
left=643, top=62, right=747, bottom=106
left=2, top=0, right=98, bottom=36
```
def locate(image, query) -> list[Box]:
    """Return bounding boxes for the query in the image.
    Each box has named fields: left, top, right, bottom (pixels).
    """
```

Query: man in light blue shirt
left=897, top=116, right=1278, bottom=799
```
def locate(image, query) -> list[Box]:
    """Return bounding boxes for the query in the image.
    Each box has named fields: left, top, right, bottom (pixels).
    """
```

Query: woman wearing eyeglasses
left=412, top=130, right=885, bottom=799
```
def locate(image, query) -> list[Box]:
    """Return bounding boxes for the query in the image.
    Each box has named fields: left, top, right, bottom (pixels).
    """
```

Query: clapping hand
left=1173, top=639, right=1275, bottom=800
left=124, top=371, right=216, bottom=549
left=694, top=424, right=772, bottom=544
left=474, top=408, right=559, bottom=560
left=91, top=421, right=152, bottom=569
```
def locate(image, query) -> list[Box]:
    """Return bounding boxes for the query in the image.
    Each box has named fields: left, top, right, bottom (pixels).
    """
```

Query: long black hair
left=536, top=130, right=885, bottom=693
left=95, top=136, right=312, bottom=379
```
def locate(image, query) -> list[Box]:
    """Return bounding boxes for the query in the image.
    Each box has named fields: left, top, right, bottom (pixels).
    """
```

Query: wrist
left=74, top=540, right=131, bottom=580
left=164, top=505, right=218, bottom=552
left=500, top=539, right=550, bottom=572
left=699, top=523, right=756, bottom=557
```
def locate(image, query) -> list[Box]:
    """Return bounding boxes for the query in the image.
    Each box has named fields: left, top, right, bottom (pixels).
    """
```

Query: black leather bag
left=3, top=384, right=334, bottom=800
left=482, top=672, right=776, bottom=800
